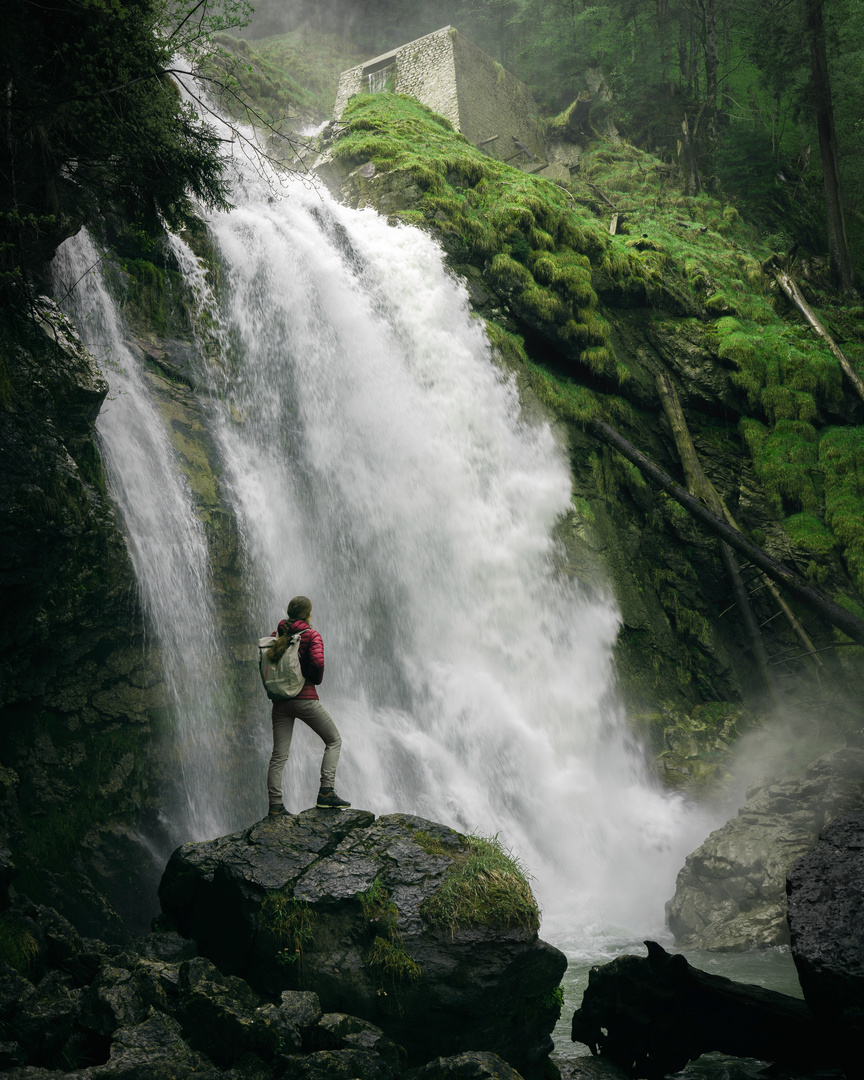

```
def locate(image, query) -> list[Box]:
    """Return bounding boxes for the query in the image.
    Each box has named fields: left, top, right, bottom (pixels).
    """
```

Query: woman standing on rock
left=265, top=595, right=350, bottom=816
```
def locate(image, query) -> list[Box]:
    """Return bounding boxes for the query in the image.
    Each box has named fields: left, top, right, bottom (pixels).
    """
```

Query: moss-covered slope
left=322, top=92, right=864, bottom=777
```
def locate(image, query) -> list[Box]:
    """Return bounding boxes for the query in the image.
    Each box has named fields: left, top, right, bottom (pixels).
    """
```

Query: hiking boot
left=316, top=789, right=351, bottom=810
left=268, top=804, right=290, bottom=817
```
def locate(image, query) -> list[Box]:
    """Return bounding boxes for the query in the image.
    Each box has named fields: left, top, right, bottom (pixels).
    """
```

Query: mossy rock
left=632, top=702, right=759, bottom=793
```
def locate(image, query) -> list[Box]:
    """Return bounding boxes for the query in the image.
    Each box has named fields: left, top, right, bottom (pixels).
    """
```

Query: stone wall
left=334, top=27, right=545, bottom=163
left=451, top=30, right=544, bottom=162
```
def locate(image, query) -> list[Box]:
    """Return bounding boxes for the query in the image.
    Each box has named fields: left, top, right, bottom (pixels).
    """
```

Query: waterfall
left=54, top=116, right=710, bottom=945
left=52, top=233, right=247, bottom=846
left=184, top=156, right=704, bottom=939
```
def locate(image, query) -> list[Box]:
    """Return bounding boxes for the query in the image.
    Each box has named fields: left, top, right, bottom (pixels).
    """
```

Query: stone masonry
left=334, top=26, right=547, bottom=167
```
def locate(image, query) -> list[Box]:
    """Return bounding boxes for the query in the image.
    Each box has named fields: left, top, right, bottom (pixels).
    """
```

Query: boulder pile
left=0, top=809, right=566, bottom=1080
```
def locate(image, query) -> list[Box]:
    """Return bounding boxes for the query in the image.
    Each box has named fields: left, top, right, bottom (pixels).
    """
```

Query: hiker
left=265, top=595, right=350, bottom=816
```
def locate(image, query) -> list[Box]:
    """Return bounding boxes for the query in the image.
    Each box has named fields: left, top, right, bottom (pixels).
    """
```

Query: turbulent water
left=53, top=117, right=716, bottom=948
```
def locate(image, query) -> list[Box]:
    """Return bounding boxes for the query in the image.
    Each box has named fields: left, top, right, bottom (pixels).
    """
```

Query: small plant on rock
left=259, top=892, right=316, bottom=966
left=420, top=833, right=540, bottom=935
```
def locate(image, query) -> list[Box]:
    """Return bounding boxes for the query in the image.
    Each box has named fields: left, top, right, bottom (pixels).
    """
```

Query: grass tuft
left=420, top=833, right=539, bottom=935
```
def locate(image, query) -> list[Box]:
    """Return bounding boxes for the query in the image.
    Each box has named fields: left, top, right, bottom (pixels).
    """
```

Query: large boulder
left=787, top=808, right=864, bottom=1073
left=158, top=809, right=566, bottom=1077
left=666, top=742, right=864, bottom=950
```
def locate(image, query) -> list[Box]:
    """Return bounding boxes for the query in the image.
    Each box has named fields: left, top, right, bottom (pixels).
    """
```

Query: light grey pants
left=268, top=697, right=342, bottom=804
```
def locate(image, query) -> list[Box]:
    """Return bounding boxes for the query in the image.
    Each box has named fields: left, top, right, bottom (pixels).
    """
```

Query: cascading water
left=54, top=103, right=716, bottom=955
left=176, top=140, right=712, bottom=942
left=52, top=232, right=245, bottom=846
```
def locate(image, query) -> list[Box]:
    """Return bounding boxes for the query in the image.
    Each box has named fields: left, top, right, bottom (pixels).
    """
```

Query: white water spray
left=189, top=151, right=706, bottom=937
left=53, top=233, right=241, bottom=845
left=53, top=108, right=712, bottom=944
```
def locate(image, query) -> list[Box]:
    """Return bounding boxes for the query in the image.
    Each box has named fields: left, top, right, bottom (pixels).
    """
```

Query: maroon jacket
left=288, top=619, right=324, bottom=700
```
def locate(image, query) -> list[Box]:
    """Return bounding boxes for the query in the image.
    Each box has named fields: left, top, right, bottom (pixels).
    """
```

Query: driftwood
left=588, top=417, right=864, bottom=645
left=774, top=268, right=864, bottom=406
left=571, top=940, right=837, bottom=1080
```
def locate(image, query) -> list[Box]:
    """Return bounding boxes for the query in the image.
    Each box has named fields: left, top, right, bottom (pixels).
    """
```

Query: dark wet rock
left=176, top=955, right=270, bottom=1063
left=132, top=928, right=198, bottom=963
left=787, top=808, right=864, bottom=1073
left=0, top=846, right=17, bottom=904
left=91, top=1008, right=208, bottom=1080
left=80, top=963, right=156, bottom=1036
left=277, top=989, right=323, bottom=1035
left=312, top=1013, right=406, bottom=1070
left=0, top=1041, right=26, bottom=1069
left=408, top=1051, right=525, bottom=1080
left=254, top=999, right=303, bottom=1060
left=667, top=743, right=864, bottom=950
left=570, top=941, right=833, bottom=1080
left=280, top=1047, right=394, bottom=1080
left=20, top=970, right=83, bottom=1055
left=159, top=810, right=565, bottom=1077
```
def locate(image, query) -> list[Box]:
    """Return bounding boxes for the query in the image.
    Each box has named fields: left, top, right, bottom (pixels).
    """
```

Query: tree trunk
left=679, top=114, right=700, bottom=195
left=655, top=371, right=829, bottom=682
left=655, top=371, right=783, bottom=700
left=774, top=269, right=864, bottom=405
left=587, top=417, right=864, bottom=645
left=805, top=0, right=855, bottom=293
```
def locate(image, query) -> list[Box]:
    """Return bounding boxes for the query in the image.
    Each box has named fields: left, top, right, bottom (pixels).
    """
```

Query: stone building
left=334, top=26, right=548, bottom=169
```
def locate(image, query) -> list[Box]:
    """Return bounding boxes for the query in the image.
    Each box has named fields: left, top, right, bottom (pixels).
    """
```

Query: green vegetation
left=365, top=934, right=422, bottom=981
left=240, top=30, right=365, bottom=116
left=259, top=892, right=317, bottom=966
left=420, top=833, right=540, bottom=935
left=357, top=877, right=421, bottom=982
left=0, top=912, right=38, bottom=976
left=821, top=426, right=864, bottom=594
left=333, top=94, right=622, bottom=383
left=0, top=0, right=245, bottom=306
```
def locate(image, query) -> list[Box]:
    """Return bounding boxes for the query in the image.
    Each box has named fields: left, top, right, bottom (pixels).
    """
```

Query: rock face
left=667, top=742, right=864, bottom=950
left=158, top=809, right=566, bottom=1077
left=787, top=808, right=864, bottom=1072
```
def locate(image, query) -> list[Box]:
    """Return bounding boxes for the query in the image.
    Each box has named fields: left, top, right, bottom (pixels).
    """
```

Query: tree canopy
left=244, top=0, right=862, bottom=286
left=0, top=0, right=251, bottom=303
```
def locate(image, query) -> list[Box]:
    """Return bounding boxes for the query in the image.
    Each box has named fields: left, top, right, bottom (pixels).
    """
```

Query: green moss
left=412, top=828, right=457, bottom=858
left=334, top=94, right=618, bottom=379
left=420, top=833, right=539, bottom=935
left=259, top=893, right=316, bottom=966
left=357, top=877, right=422, bottom=983
left=357, top=876, right=399, bottom=924
left=651, top=567, right=712, bottom=650
left=820, top=426, right=864, bottom=595
left=741, top=418, right=821, bottom=513
left=366, top=935, right=422, bottom=981
left=784, top=512, right=837, bottom=554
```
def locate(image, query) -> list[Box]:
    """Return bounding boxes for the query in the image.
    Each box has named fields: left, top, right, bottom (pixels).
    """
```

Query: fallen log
left=587, top=417, right=864, bottom=645
left=774, top=268, right=864, bottom=406
left=571, top=940, right=838, bottom=1080
left=654, top=370, right=828, bottom=687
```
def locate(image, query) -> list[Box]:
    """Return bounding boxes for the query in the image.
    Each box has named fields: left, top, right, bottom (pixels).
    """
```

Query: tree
left=804, top=0, right=855, bottom=291
left=0, top=0, right=252, bottom=305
